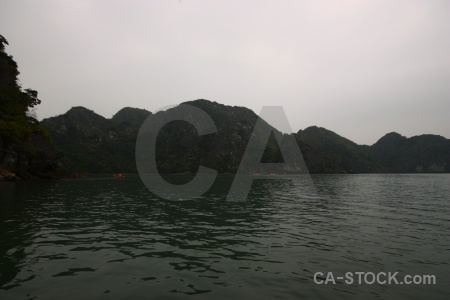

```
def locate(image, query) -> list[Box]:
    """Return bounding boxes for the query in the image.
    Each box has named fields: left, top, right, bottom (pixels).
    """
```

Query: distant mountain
left=148, top=100, right=331, bottom=174
left=41, top=106, right=151, bottom=173
left=41, top=100, right=331, bottom=174
left=112, top=107, right=150, bottom=127
left=296, top=127, right=450, bottom=173
left=296, top=126, right=380, bottom=173
left=371, top=132, right=450, bottom=172
left=152, top=100, right=262, bottom=174
left=41, top=100, right=450, bottom=174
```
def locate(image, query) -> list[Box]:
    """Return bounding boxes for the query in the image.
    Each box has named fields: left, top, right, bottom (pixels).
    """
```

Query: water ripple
left=0, top=174, right=449, bottom=299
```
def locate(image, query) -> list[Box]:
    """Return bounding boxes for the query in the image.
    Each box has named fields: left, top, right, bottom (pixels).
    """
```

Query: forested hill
left=41, top=106, right=151, bottom=173
left=0, top=35, right=64, bottom=181
left=41, top=100, right=450, bottom=174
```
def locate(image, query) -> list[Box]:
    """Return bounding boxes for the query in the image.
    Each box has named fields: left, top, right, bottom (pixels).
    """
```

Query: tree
left=0, top=34, right=8, bottom=50
left=23, top=88, right=41, bottom=108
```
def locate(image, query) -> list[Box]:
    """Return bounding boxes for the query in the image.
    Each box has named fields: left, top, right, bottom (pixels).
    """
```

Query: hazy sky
left=1, top=0, right=449, bottom=145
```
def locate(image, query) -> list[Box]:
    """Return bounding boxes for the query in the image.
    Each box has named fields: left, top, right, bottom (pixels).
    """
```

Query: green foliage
left=0, top=34, right=48, bottom=143
left=0, top=34, right=8, bottom=50
left=112, top=107, right=150, bottom=127
left=23, top=88, right=41, bottom=108
left=42, top=107, right=148, bottom=173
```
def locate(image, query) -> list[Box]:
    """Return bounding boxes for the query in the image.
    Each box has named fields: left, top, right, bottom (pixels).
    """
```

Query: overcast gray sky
left=1, top=0, right=449, bottom=145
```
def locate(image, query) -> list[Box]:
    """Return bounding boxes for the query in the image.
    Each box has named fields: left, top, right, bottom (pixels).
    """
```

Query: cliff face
left=0, top=35, right=64, bottom=181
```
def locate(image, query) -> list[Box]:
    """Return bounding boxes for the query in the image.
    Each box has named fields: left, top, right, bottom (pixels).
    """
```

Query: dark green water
left=0, top=174, right=449, bottom=299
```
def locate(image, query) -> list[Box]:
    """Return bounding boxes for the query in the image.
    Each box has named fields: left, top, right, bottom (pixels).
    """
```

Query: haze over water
left=0, top=174, right=449, bottom=299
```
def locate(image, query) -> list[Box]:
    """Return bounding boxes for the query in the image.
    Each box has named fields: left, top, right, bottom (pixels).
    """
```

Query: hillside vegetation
left=0, top=35, right=63, bottom=180
left=41, top=100, right=450, bottom=174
